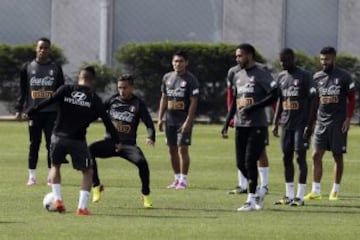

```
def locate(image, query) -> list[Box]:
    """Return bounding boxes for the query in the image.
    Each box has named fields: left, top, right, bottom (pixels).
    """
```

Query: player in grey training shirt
left=226, top=53, right=270, bottom=195
left=15, top=37, right=64, bottom=186
left=272, top=48, right=316, bottom=206
left=158, top=50, right=199, bottom=190
left=304, top=47, right=355, bottom=201
left=222, top=44, right=277, bottom=211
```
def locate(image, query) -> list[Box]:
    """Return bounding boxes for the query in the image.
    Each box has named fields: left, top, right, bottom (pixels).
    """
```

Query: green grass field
left=0, top=121, right=360, bottom=240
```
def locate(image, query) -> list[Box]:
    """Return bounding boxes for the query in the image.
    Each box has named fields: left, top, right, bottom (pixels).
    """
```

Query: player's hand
left=342, top=117, right=351, bottom=133
left=146, top=138, right=154, bottom=147
left=303, top=126, right=313, bottom=139
left=272, top=124, right=279, bottom=137
left=181, top=121, right=191, bottom=133
left=229, top=119, right=235, bottom=128
left=15, top=112, right=22, bottom=120
left=157, top=120, right=164, bottom=132
left=221, top=126, right=228, bottom=139
left=114, top=143, right=122, bottom=152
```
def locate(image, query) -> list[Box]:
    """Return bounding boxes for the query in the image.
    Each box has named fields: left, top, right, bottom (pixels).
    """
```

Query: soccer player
left=304, top=47, right=355, bottom=201
left=225, top=46, right=270, bottom=195
left=27, top=66, right=121, bottom=215
left=15, top=37, right=65, bottom=186
left=157, top=50, right=199, bottom=189
left=90, top=74, right=155, bottom=208
left=272, top=48, right=316, bottom=206
left=221, top=43, right=277, bottom=211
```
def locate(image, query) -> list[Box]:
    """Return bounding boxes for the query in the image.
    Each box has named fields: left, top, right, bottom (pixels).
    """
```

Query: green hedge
left=115, top=42, right=266, bottom=120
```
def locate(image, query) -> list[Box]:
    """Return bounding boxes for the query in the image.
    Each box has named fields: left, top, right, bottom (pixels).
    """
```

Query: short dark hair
left=118, top=74, right=134, bottom=85
left=320, top=46, right=336, bottom=56
left=36, top=37, right=51, bottom=46
left=280, top=48, right=295, bottom=58
left=81, top=65, right=96, bottom=78
left=237, top=43, right=256, bottom=57
left=173, top=50, right=188, bottom=61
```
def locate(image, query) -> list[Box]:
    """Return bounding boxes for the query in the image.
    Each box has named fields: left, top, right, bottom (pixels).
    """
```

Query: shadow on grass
left=0, top=220, right=24, bottom=224
left=94, top=212, right=219, bottom=219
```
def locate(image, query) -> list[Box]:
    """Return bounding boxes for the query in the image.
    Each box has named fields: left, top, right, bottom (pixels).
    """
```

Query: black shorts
left=313, top=124, right=347, bottom=154
left=50, top=135, right=92, bottom=170
left=281, top=127, right=309, bottom=152
left=165, top=125, right=192, bottom=146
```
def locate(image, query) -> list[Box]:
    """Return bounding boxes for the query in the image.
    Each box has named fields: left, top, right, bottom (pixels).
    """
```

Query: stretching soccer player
left=28, top=66, right=121, bottom=215
left=15, top=37, right=64, bottom=186
left=222, top=43, right=277, bottom=211
left=157, top=50, right=199, bottom=189
left=90, top=74, right=155, bottom=208
left=272, top=48, right=316, bottom=206
left=304, top=47, right=355, bottom=201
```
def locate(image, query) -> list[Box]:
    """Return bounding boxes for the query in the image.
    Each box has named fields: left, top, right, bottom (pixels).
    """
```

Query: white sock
left=180, top=174, right=187, bottom=184
left=238, top=170, right=247, bottom=189
left=285, top=182, right=295, bottom=199
left=175, top=174, right=181, bottom=181
left=258, top=167, right=269, bottom=187
left=297, top=183, right=306, bottom=200
left=311, top=182, right=321, bottom=194
left=52, top=184, right=62, bottom=201
left=332, top=183, right=340, bottom=193
left=29, top=169, right=36, bottom=178
left=78, top=190, right=90, bottom=210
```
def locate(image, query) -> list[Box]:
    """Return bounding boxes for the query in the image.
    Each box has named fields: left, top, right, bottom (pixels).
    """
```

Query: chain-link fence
left=1, top=0, right=360, bottom=116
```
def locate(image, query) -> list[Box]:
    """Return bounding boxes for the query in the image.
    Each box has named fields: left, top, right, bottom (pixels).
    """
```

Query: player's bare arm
left=181, top=96, right=198, bottom=133
left=157, top=93, right=167, bottom=132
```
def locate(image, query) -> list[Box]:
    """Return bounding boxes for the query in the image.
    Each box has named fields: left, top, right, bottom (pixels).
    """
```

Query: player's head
left=36, top=37, right=51, bottom=62
left=319, top=46, right=336, bottom=72
left=117, top=74, right=134, bottom=99
left=236, top=43, right=256, bottom=69
left=78, top=66, right=96, bottom=86
left=279, top=48, right=295, bottom=71
left=172, top=50, right=189, bottom=74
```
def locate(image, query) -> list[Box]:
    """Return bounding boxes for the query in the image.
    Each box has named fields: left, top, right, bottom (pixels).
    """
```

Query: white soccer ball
left=43, top=192, right=56, bottom=211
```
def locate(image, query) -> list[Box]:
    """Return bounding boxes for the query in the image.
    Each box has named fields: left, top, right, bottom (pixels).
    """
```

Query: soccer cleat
left=274, top=196, right=293, bottom=205
left=227, top=186, right=247, bottom=195
left=166, top=180, right=179, bottom=189
left=54, top=200, right=66, bottom=213
left=304, top=192, right=322, bottom=200
left=256, top=189, right=267, bottom=208
left=143, top=195, right=153, bottom=208
left=329, top=191, right=338, bottom=201
left=76, top=208, right=90, bottom=215
left=92, top=184, right=104, bottom=203
left=175, top=181, right=187, bottom=190
left=26, top=177, right=36, bottom=186
left=237, top=202, right=260, bottom=211
left=290, top=198, right=305, bottom=206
